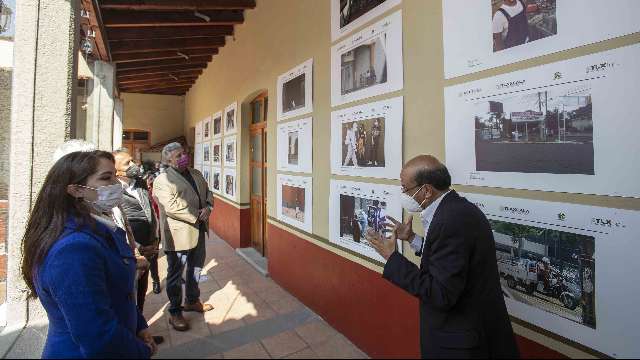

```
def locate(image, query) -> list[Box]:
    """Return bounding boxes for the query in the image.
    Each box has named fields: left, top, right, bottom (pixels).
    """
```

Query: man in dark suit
left=367, top=155, right=519, bottom=359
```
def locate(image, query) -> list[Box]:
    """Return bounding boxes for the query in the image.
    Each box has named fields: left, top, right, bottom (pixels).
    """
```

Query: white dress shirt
left=409, top=190, right=452, bottom=256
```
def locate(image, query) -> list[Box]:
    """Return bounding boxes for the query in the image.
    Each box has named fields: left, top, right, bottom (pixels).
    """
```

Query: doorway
left=122, top=129, right=150, bottom=162
left=249, top=93, right=268, bottom=256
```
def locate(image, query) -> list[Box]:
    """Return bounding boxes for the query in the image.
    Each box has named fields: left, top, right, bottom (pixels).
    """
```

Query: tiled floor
left=142, top=233, right=368, bottom=359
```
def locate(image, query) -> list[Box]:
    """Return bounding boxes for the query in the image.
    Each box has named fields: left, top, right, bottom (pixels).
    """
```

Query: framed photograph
left=277, top=59, right=314, bottom=121
left=445, top=44, right=640, bottom=198
left=223, top=168, right=237, bottom=201
left=331, top=10, right=403, bottom=107
left=442, top=0, right=640, bottom=79
left=331, top=96, right=402, bottom=179
left=277, top=174, right=313, bottom=233
left=277, top=117, right=313, bottom=173
left=223, top=136, right=237, bottom=168
left=213, top=111, right=223, bottom=139
left=463, top=192, right=640, bottom=358
left=202, top=166, right=211, bottom=190
left=330, top=0, right=401, bottom=42
left=202, top=143, right=211, bottom=165
left=195, top=120, right=203, bottom=144
left=329, top=179, right=403, bottom=263
left=225, top=102, right=238, bottom=136
left=212, top=167, right=222, bottom=195
left=212, top=139, right=222, bottom=166
left=194, top=143, right=204, bottom=166
left=203, top=116, right=212, bottom=141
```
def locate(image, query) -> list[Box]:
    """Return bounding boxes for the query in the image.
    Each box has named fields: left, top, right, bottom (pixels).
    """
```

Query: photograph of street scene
left=213, top=144, right=221, bottom=163
left=213, top=172, right=220, bottom=191
left=339, top=0, right=388, bottom=29
left=203, top=143, right=210, bottom=163
left=226, top=108, right=236, bottom=132
left=204, top=121, right=210, bottom=139
left=225, top=174, right=235, bottom=196
left=492, top=219, right=596, bottom=328
left=342, top=117, right=385, bottom=167
left=475, top=84, right=593, bottom=174
left=213, top=115, right=222, bottom=136
left=340, top=36, right=388, bottom=95
left=282, top=73, right=306, bottom=113
left=288, top=131, right=299, bottom=165
left=281, top=184, right=306, bottom=223
left=492, top=0, right=557, bottom=52
left=225, top=141, right=235, bottom=163
left=339, top=194, right=388, bottom=248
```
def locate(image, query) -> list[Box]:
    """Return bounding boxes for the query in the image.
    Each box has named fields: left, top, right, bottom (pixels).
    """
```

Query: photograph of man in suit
left=153, top=143, right=214, bottom=332
left=366, top=155, right=519, bottom=359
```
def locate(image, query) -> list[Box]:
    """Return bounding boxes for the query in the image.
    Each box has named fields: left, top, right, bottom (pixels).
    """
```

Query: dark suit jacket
left=383, top=191, right=519, bottom=359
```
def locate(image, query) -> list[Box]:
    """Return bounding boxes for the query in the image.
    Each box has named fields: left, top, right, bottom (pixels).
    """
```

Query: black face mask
left=125, top=163, right=142, bottom=179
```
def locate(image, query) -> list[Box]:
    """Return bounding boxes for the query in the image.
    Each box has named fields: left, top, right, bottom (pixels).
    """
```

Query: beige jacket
left=153, top=167, right=214, bottom=252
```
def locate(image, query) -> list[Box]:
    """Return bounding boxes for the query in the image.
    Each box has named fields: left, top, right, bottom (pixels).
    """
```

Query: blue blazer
left=35, top=216, right=151, bottom=359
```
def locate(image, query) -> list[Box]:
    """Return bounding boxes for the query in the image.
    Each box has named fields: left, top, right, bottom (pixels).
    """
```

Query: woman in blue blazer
left=21, top=150, right=155, bottom=359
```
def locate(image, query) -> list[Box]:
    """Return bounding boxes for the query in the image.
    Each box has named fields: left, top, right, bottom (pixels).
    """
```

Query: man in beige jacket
left=153, top=142, right=214, bottom=331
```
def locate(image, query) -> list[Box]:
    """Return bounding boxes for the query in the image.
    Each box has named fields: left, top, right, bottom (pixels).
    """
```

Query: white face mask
left=400, top=185, right=425, bottom=213
left=79, top=184, right=124, bottom=213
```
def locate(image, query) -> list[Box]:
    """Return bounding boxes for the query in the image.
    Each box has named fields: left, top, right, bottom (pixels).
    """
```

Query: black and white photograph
left=224, top=168, right=237, bottom=200
left=281, top=184, right=306, bottom=223
left=283, top=74, right=305, bottom=113
left=203, top=117, right=212, bottom=141
left=212, top=168, right=221, bottom=194
left=341, top=117, right=384, bottom=168
left=288, top=131, right=299, bottom=166
left=277, top=117, right=313, bottom=173
left=225, top=102, right=238, bottom=135
left=212, top=140, right=221, bottom=165
left=331, top=0, right=401, bottom=41
left=277, top=59, right=313, bottom=121
left=492, top=219, right=596, bottom=328
left=213, top=112, right=223, bottom=138
left=492, top=0, right=557, bottom=53
left=224, top=136, right=237, bottom=167
left=195, top=120, right=203, bottom=143
left=203, top=143, right=211, bottom=164
left=203, top=167, right=211, bottom=188
left=331, top=11, right=403, bottom=106
left=475, top=85, right=593, bottom=175
left=277, top=175, right=313, bottom=232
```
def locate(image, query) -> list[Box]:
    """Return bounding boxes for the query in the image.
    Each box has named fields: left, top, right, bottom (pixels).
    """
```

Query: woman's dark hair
left=415, top=165, right=452, bottom=191
left=21, top=150, right=115, bottom=299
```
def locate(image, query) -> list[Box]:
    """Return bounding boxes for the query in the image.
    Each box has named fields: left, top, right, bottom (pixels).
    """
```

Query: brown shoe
left=182, top=301, right=214, bottom=313
left=169, top=313, right=190, bottom=332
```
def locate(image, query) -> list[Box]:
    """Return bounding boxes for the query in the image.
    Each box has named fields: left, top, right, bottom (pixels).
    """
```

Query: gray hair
left=53, top=140, right=96, bottom=162
left=162, top=142, right=183, bottom=162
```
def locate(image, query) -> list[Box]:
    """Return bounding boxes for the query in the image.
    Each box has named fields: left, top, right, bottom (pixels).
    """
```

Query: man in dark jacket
left=367, top=155, right=519, bottom=359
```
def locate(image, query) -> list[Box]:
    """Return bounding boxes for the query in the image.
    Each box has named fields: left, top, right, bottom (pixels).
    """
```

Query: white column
left=113, top=98, right=124, bottom=150
left=88, top=60, right=115, bottom=151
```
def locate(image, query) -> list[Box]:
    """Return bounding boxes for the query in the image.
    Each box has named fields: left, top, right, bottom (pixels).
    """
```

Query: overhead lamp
left=177, top=51, right=190, bottom=60
left=0, top=0, right=13, bottom=35
left=194, top=11, right=211, bottom=22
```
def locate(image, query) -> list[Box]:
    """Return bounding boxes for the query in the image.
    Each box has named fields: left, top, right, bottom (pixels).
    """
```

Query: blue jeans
left=165, top=230, right=206, bottom=315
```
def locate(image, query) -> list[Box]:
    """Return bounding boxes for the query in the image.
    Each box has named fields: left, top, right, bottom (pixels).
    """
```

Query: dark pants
left=136, top=254, right=160, bottom=312
left=165, top=230, right=206, bottom=315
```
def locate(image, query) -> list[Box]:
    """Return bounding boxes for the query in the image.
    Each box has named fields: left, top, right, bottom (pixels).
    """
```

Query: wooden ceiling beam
left=121, top=80, right=195, bottom=90
left=122, top=83, right=192, bottom=92
left=116, top=56, right=212, bottom=71
left=102, top=10, right=244, bottom=27
left=101, top=0, right=256, bottom=11
left=110, top=37, right=225, bottom=53
left=107, top=25, right=234, bottom=41
left=112, top=48, right=218, bottom=63
left=117, top=64, right=207, bottom=77
left=118, top=69, right=203, bottom=81
left=80, top=0, right=111, bottom=61
left=118, top=75, right=199, bottom=85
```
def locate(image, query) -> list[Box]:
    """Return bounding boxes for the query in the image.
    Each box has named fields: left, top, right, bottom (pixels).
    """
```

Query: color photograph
left=492, top=0, right=557, bottom=53
left=341, top=117, right=385, bottom=168
left=339, top=194, right=388, bottom=248
left=282, top=73, right=306, bottom=114
left=281, top=184, right=305, bottom=223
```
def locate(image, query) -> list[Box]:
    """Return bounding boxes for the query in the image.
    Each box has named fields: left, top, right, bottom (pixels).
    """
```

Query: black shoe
left=152, top=282, right=161, bottom=294
left=152, top=335, right=164, bottom=345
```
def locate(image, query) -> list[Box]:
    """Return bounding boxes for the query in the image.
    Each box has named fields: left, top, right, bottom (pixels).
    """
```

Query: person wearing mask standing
left=492, top=0, right=530, bottom=52
left=366, top=155, right=519, bottom=358
left=21, top=151, right=155, bottom=358
left=153, top=143, right=214, bottom=332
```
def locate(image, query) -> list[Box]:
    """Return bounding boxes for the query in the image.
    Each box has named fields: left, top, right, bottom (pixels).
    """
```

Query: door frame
left=248, top=93, right=268, bottom=256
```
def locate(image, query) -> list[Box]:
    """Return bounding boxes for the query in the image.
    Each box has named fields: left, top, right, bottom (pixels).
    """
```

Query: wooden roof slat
left=121, top=80, right=195, bottom=90
left=117, top=64, right=207, bottom=77
left=102, top=9, right=244, bottom=27
left=122, top=83, right=192, bottom=92
left=101, top=0, right=256, bottom=11
left=112, top=48, right=218, bottom=63
left=108, top=25, right=233, bottom=41
left=116, top=56, right=212, bottom=70
left=119, top=75, right=199, bottom=85
left=117, top=68, right=203, bottom=80
left=110, top=37, right=225, bottom=53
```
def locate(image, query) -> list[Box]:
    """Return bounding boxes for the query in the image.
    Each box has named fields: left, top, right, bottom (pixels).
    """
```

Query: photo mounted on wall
left=277, top=117, right=313, bottom=173
left=203, top=143, right=211, bottom=165
left=203, top=116, right=212, bottom=141
left=277, top=174, right=313, bottom=233
left=277, top=59, right=313, bottom=121
left=442, top=0, right=640, bottom=78
left=223, top=168, right=237, bottom=201
left=212, top=167, right=222, bottom=194
left=202, top=167, right=211, bottom=190
left=194, top=143, right=204, bottom=165
left=462, top=192, right=640, bottom=358
left=213, top=111, right=223, bottom=139
left=330, top=0, right=401, bottom=41
left=445, top=44, right=640, bottom=198
left=223, top=136, right=237, bottom=168
left=331, top=10, right=403, bottom=107
left=331, top=97, right=403, bottom=179
left=212, top=139, right=222, bottom=166
left=329, top=180, right=402, bottom=263
left=195, top=120, right=203, bottom=144
left=225, top=102, right=238, bottom=136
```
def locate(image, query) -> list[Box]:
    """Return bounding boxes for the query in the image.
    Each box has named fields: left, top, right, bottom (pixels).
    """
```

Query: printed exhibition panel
left=277, top=117, right=313, bottom=174
left=277, top=174, right=313, bottom=233
left=223, top=168, right=237, bottom=201
left=443, top=0, right=640, bottom=79
left=329, top=179, right=402, bottom=263
left=213, top=111, right=223, bottom=139
left=194, top=143, right=204, bottom=166
left=463, top=192, right=640, bottom=358
left=212, top=139, right=222, bottom=166
left=331, top=0, right=401, bottom=42
left=445, top=44, right=640, bottom=198
left=331, top=96, right=403, bottom=179
left=212, top=167, right=222, bottom=195
left=225, top=102, right=238, bottom=136
left=277, top=59, right=314, bottom=121
left=203, top=142, right=211, bottom=165
left=223, top=136, right=237, bottom=168
left=195, top=120, right=203, bottom=144
left=331, top=10, right=403, bottom=107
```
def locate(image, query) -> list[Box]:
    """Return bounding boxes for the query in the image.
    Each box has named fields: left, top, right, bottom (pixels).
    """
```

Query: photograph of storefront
left=340, top=37, right=388, bottom=95
left=492, top=219, right=596, bottom=329
left=475, top=85, right=594, bottom=174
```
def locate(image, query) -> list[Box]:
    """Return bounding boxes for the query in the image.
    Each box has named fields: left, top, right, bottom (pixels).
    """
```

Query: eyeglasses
left=401, top=183, right=424, bottom=194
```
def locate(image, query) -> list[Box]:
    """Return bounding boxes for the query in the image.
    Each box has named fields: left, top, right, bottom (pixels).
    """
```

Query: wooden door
left=122, top=129, right=150, bottom=162
left=249, top=93, right=268, bottom=256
